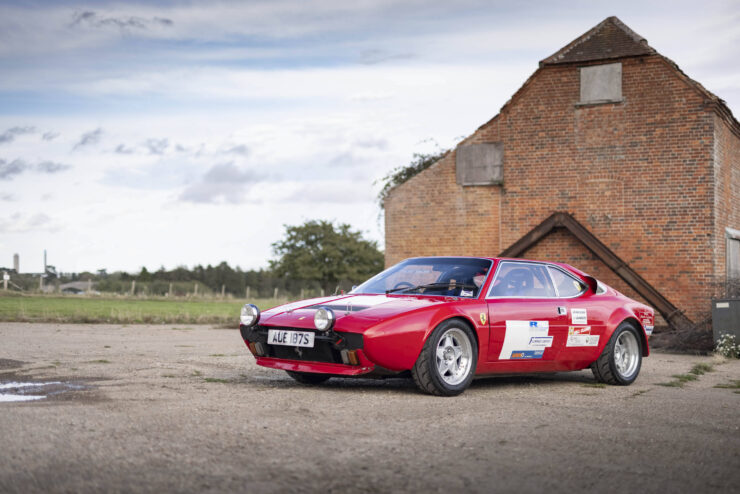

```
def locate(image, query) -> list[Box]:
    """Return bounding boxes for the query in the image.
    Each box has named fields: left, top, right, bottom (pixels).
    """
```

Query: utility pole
left=246, top=286, right=250, bottom=299
left=131, top=280, right=136, bottom=296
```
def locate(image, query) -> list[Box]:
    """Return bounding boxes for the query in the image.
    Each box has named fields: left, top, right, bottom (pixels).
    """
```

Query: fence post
left=246, top=286, right=250, bottom=299
left=131, top=280, right=136, bottom=296
left=87, top=279, right=92, bottom=294
left=168, top=283, right=173, bottom=297
left=39, top=276, right=43, bottom=292
left=194, top=283, right=198, bottom=296
left=221, top=284, right=226, bottom=298
left=2, top=271, right=7, bottom=291
left=273, top=287, right=278, bottom=299
left=300, top=288, right=304, bottom=299
left=320, top=288, right=325, bottom=297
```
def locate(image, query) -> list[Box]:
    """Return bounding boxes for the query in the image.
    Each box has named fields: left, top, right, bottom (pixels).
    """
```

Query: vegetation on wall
left=376, top=150, right=448, bottom=208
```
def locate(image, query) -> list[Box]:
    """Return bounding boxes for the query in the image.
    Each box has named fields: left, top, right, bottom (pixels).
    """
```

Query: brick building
left=384, top=17, right=740, bottom=329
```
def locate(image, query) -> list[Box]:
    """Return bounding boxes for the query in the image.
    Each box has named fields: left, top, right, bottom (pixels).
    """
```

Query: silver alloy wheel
left=435, top=327, right=473, bottom=386
left=614, top=330, right=639, bottom=379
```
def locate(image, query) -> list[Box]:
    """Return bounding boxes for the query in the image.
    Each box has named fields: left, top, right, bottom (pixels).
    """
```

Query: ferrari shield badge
left=480, top=312, right=487, bottom=325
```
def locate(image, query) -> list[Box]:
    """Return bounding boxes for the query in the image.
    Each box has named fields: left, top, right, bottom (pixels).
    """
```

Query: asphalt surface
left=0, top=322, right=738, bottom=493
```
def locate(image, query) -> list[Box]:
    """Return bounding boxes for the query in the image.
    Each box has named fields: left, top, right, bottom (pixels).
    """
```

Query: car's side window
left=548, top=267, right=586, bottom=297
left=490, top=262, right=556, bottom=297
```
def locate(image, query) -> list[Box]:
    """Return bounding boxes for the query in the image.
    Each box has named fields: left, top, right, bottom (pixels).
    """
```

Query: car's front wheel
left=592, top=322, right=642, bottom=385
left=285, top=370, right=331, bottom=385
left=412, top=319, right=478, bottom=396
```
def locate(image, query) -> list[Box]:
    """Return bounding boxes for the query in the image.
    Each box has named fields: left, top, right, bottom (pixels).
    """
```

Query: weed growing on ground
left=582, top=383, right=607, bottom=388
left=689, top=363, right=714, bottom=375
left=209, top=354, right=226, bottom=357
left=713, top=380, right=740, bottom=390
left=204, top=377, right=230, bottom=383
left=88, top=359, right=111, bottom=364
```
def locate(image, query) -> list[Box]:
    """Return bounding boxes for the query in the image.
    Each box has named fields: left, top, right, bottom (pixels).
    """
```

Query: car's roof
left=404, top=256, right=585, bottom=277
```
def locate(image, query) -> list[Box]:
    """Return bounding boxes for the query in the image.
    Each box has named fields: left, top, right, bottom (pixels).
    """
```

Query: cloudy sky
left=1, top=0, right=738, bottom=274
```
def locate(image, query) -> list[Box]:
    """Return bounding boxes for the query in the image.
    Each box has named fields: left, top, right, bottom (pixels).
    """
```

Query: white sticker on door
left=571, top=308, right=587, bottom=325
left=566, top=326, right=599, bottom=347
left=499, top=321, right=550, bottom=360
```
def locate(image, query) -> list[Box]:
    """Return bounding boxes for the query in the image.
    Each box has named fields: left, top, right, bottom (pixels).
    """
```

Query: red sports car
left=239, top=257, right=654, bottom=396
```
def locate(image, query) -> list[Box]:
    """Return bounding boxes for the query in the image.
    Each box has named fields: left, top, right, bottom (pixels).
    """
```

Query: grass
left=204, top=377, right=230, bottom=383
left=0, top=293, right=280, bottom=324
left=87, top=359, right=111, bottom=364
left=582, top=382, right=607, bottom=388
left=713, top=380, right=740, bottom=390
left=658, top=362, right=716, bottom=388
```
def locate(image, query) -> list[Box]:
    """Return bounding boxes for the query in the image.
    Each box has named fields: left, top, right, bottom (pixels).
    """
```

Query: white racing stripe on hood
left=339, top=295, right=393, bottom=307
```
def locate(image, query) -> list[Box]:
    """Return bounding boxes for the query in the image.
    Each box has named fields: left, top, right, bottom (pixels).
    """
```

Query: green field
left=0, top=293, right=281, bottom=324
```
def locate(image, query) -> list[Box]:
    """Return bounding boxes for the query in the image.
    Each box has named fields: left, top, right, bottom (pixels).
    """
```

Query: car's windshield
left=352, top=257, right=492, bottom=298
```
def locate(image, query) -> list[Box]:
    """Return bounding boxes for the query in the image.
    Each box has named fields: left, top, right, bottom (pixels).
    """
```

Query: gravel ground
left=0, top=322, right=738, bottom=493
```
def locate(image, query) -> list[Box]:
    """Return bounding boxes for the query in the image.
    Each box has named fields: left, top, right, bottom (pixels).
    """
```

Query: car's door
left=548, top=265, right=608, bottom=363
left=486, top=261, right=568, bottom=363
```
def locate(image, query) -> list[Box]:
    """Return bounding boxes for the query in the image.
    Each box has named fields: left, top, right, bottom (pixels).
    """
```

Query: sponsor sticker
left=644, top=325, right=654, bottom=335
left=528, top=336, right=553, bottom=348
left=480, top=313, right=487, bottom=325
left=566, top=326, right=599, bottom=347
left=510, top=350, right=544, bottom=359
left=499, top=321, right=550, bottom=360
left=571, top=308, right=588, bottom=325
left=461, top=289, right=474, bottom=297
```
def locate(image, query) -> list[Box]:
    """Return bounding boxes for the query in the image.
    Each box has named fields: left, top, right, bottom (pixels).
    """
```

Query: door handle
left=557, top=306, right=567, bottom=315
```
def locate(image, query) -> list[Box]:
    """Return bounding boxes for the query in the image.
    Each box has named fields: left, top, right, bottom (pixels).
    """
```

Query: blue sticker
left=510, top=350, right=544, bottom=359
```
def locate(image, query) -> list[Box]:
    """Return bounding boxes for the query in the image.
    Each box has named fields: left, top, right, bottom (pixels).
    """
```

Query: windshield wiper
left=386, top=282, right=477, bottom=294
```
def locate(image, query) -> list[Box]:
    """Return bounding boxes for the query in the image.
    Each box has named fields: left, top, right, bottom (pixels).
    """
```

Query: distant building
left=384, top=17, right=740, bottom=329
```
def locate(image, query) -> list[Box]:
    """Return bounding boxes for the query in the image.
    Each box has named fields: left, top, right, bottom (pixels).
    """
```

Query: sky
left=0, top=0, right=738, bottom=274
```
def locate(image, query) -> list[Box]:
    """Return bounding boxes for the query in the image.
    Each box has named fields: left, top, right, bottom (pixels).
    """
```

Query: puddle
left=0, top=381, right=87, bottom=403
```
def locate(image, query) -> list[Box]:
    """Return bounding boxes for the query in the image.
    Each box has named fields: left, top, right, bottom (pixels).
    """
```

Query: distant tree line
left=2, top=220, right=384, bottom=299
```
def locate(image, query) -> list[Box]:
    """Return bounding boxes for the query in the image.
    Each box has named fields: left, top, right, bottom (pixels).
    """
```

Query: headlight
left=314, top=308, right=335, bottom=332
left=240, top=304, right=260, bottom=327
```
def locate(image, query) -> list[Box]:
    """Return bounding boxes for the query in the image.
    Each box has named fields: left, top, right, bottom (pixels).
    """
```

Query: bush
left=715, top=333, right=740, bottom=359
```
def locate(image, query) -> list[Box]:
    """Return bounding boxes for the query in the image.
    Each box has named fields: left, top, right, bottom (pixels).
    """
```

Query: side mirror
left=582, top=275, right=598, bottom=294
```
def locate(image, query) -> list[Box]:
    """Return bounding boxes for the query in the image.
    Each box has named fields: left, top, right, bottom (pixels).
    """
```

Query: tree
left=269, top=220, right=384, bottom=292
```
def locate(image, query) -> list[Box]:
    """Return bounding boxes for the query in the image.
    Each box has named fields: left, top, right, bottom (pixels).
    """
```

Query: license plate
left=267, top=329, right=315, bottom=348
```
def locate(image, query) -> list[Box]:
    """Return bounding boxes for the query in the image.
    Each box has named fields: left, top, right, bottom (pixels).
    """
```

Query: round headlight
left=240, top=304, right=260, bottom=327
left=314, top=308, right=335, bottom=332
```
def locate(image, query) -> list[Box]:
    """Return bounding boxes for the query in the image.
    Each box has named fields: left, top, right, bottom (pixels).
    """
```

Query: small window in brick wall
left=455, top=143, right=503, bottom=186
left=579, top=62, right=622, bottom=105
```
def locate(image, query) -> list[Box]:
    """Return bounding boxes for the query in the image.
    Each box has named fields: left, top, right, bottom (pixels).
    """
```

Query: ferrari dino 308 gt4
left=239, top=257, right=654, bottom=396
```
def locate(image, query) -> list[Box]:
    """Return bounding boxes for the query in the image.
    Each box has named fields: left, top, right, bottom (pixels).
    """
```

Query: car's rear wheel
left=592, top=322, right=642, bottom=385
left=285, top=370, right=331, bottom=385
left=412, top=319, right=478, bottom=396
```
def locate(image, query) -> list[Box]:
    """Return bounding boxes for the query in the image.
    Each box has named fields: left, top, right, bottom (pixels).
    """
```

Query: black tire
left=411, top=319, right=478, bottom=396
left=285, top=370, right=331, bottom=385
left=591, top=322, right=642, bottom=385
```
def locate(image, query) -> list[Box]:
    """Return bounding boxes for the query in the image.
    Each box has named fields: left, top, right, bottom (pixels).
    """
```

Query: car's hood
left=259, top=293, right=447, bottom=330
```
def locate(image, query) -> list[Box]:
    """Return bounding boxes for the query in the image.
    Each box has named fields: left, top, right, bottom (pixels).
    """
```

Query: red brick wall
left=713, top=114, right=740, bottom=291
left=385, top=54, right=737, bottom=323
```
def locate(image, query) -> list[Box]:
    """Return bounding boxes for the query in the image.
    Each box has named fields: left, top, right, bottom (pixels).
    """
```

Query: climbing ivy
left=377, top=150, right=448, bottom=208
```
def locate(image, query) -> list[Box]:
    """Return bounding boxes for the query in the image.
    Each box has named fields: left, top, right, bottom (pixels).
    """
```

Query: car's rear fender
left=606, top=309, right=650, bottom=357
